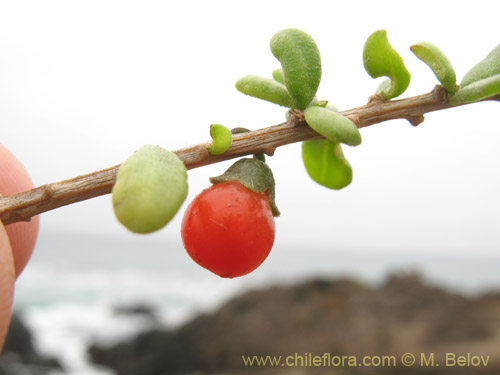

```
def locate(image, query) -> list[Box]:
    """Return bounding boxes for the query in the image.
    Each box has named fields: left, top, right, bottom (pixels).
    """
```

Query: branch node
left=349, top=115, right=361, bottom=128
left=432, top=85, right=448, bottom=103
left=0, top=87, right=483, bottom=225
left=367, top=93, right=387, bottom=105
left=406, top=114, right=425, bottom=127
left=262, top=147, right=276, bottom=156
left=41, top=184, right=55, bottom=199
left=289, top=109, right=306, bottom=125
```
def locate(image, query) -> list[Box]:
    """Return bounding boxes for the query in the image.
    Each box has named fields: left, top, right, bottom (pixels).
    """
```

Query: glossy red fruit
left=181, top=180, right=275, bottom=278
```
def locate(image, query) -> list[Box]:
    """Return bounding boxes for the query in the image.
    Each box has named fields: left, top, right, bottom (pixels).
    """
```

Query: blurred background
left=1, top=1, right=500, bottom=374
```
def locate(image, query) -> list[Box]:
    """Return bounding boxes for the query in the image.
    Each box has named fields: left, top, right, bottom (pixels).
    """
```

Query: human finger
left=0, top=145, right=39, bottom=277
left=0, top=222, right=15, bottom=352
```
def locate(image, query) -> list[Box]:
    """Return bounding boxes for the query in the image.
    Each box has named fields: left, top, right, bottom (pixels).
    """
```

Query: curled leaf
left=235, top=75, right=295, bottom=107
left=270, top=28, right=322, bottom=109
left=304, top=106, right=361, bottom=146
left=363, top=30, right=411, bottom=99
left=112, top=145, right=188, bottom=234
left=302, top=139, right=352, bottom=190
left=410, top=42, right=457, bottom=94
left=208, top=124, right=232, bottom=155
left=451, top=44, right=500, bottom=104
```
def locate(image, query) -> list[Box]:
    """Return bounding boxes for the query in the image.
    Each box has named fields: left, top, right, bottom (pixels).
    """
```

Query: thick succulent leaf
left=451, top=44, right=500, bottom=104
left=272, top=68, right=285, bottom=84
left=112, top=145, right=188, bottom=233
left=302, top=139, right=352, bottom=190
left=235, top=75, right=295, bottom=107
left=410, top=41, right=457, bottom=94
left=461, top=44, right=500, bottom=87
left=450, top=75, right=500, bottom=105
left=304, top=106, right=361, bottom=146
left=270, top=28, right=322, bottom=109
left=208, top=124, right=232, bottom=155
left=363, top=30, right=411, bottom=99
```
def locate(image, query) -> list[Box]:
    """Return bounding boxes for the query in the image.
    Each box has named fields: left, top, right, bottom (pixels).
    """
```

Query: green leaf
left=410, top=41, right=457, bottom=94
left=450, top=44, right=500, bottom=104
left=302, top=139, right=352, bottom=190
left=270, top=28, right=322, bottom=109
left=325, top=104, right=339, bottom=112
left=304, top=106, right=362, bottom=146
left=461, top=44, right=500, bottom=87
left=235, top=75, right=295, bottom=107
left=272, top=68, right=285, bottom=84
left=363, top=30, right=411, bottom=99
left=112, top=145, right=188, bottom=234
left=375, top=78, right=391, bottom=96
left=450, top=75, right=500, bottom=105
left=208, top=124, right=232, bottom=155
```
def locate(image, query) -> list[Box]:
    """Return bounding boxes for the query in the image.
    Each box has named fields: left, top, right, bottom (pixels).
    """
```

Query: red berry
left=181, top=180, right=275, bottom=278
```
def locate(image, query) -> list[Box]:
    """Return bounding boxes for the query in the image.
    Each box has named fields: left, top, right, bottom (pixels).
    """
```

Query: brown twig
left=0, top=86, right=496, bottom=225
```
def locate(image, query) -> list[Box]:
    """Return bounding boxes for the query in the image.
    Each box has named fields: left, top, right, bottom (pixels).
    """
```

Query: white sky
left=1, top=1, right=499, bottom=258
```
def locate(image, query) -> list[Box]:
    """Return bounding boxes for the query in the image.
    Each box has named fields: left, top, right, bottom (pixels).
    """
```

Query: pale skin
left=0, top=145, right=39, bottom=352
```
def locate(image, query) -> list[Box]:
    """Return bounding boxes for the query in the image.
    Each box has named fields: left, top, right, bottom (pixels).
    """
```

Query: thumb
left=0, top=222, right=15, bottom=352
left=0, top=145, right=39, bottom=277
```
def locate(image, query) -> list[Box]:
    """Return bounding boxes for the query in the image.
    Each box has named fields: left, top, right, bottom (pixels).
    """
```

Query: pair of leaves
left=364, top=30, right=500, bottom=104
left=363, top=31, right=457, bottom=98
left=236, top=28, right=321, bottom=109
left=303, top=106, right=360, bottom=190
left=410, top=40, right=500, bottom=102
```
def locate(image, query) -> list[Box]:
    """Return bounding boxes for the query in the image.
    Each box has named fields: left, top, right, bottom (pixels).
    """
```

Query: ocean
left=11, top=232, right=500, bottom=375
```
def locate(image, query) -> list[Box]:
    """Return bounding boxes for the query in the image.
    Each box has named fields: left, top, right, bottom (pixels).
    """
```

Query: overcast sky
left=1, top=1, right=499, bottom=259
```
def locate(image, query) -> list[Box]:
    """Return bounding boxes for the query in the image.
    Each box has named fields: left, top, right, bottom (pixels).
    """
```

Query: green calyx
left=209, top=158, right=280, bottom=217
left=363, top=30, right=411, bottom=99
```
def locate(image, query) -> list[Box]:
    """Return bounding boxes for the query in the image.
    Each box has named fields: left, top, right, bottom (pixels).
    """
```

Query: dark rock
left=0, top=313, right=62, bottom=375
left=113, top=303, right=158, bottom=321
left=89, top=273, right=500, bottom=375
left=113, top=303, right=155, bottom=316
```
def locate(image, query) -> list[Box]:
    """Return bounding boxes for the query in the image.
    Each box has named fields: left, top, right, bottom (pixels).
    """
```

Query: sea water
left=12, top=232, right=500, bottom=375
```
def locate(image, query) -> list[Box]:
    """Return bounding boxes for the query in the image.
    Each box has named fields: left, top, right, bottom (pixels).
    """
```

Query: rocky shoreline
left=88, top=273, right=500, bottom=375
left=0, top=314, right=61, bottom=375
left=2, top=273, right=499, bottom=374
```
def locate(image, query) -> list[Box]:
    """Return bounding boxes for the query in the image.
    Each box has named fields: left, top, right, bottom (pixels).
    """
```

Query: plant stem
left=0, top=86, right=498, bottom=225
